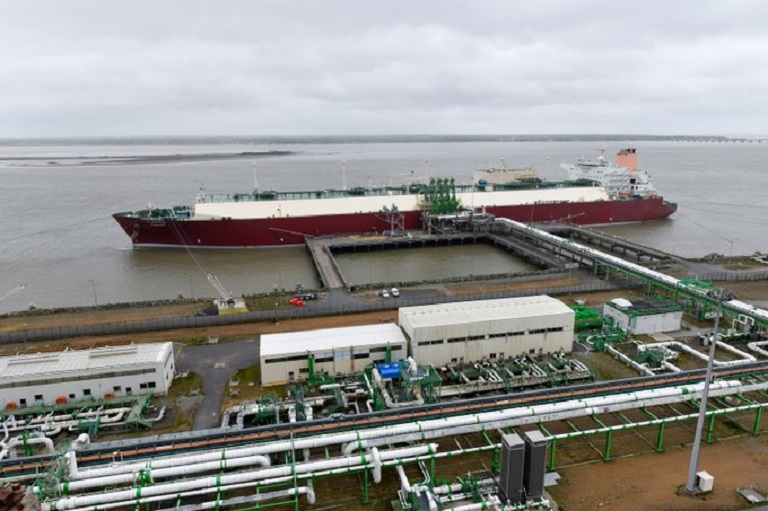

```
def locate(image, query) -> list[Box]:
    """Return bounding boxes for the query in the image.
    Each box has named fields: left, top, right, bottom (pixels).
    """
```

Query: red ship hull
left=114, top=197, right=677, bottom=248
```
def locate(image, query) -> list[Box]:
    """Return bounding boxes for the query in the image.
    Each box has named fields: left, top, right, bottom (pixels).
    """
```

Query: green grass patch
left=168, top=371, right=203, bottom=399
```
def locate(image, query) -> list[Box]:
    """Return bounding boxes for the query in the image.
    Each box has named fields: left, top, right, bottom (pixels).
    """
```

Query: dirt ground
left=548, top=435, right=768, bottom=511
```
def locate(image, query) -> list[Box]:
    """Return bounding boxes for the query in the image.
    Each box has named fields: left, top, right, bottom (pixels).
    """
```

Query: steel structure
left=495, top=218, right=768, bottom=330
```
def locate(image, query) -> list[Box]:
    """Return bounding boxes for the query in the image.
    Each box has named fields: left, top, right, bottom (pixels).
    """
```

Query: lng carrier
left=113, top=148, right=677, bottom=248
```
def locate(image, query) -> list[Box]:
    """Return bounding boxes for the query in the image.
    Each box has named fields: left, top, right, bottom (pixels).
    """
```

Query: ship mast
left=252, top=163, right=259, bottom=193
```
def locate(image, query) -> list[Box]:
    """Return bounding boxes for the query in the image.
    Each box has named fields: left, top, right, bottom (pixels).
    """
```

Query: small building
left=603, top=298, right=682, bottom=335
left=0, top=342, right=175, bottom=409
left=399, top=296, right=575, bottom=367
left=260, top=323, right=407, bottom=386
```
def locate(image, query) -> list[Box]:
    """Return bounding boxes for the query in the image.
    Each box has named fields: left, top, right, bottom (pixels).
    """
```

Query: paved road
left=175, top=339, right=262, bottom=430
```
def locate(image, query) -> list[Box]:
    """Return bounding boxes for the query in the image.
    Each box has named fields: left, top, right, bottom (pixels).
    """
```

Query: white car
left=380, top=289, right=391, bottom=298
left=390, top=287, right=400, bottom=297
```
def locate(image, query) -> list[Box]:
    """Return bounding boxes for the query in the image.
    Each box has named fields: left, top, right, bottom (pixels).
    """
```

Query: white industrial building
left=603, top=298, right=683, bottom=335
left=260, top=323, right=407, bottom=386
left=399, top=296, right=575, bottom=367
left=0, top=342, right=175, bottom=409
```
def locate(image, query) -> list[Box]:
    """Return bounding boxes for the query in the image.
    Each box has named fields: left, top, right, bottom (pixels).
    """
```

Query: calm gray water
left=1, top=139, right=765, bottom=314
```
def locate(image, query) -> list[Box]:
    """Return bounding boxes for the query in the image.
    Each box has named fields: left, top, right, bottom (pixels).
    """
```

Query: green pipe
left=656, top=422, right=665, bottom=452
left=548, top=439, right=557, bottom=471
left=753, top=407, right=763, bottom=434
left=705, top=413, right=716, bottom=444
left=640, top=406, right=658, bottom=419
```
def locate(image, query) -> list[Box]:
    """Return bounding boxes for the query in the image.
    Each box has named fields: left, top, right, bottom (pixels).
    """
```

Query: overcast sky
left=1, top=1, right=766, bottom=137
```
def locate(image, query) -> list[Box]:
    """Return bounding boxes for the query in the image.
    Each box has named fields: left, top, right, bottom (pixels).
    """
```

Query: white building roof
left=399, top=296, right=572, bottom=329
left=0, top=342, right=173, bottom=379
left=609, top=298, right=633, bottom=309
left=261, top=323, right=406, bottom=358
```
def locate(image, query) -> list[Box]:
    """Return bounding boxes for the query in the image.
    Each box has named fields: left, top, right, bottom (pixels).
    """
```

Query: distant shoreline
left=0, top=150, right=294, bottom=166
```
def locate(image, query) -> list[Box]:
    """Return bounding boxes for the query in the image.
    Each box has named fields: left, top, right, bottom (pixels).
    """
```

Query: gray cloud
left=1, top=0, right=766, bottom=136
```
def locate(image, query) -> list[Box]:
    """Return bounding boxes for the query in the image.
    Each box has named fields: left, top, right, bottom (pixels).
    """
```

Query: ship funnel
left=616, top=148, right=638, bottom=172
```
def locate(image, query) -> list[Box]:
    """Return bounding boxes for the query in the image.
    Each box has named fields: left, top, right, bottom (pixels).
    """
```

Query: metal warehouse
left=260, top=323, right=407, bottom=386
left=603, top=298, right=683, bottom=335
left=399, top=296, right=575, bottom=367
left=0, top=342, right=175, bottom=409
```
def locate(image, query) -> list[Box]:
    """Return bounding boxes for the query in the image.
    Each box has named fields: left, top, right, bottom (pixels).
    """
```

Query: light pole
left=89, top=280, right=98, bottom=306
left=274, top=302, right=279, bottom=325
left=685, top=292, right=723, bottom=493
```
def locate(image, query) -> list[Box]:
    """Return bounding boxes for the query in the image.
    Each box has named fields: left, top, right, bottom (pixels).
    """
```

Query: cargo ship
left=113, top=149, right=677, bottom=248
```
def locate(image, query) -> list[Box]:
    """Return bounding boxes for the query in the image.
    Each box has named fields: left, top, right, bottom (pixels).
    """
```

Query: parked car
left=295, top=291, right=317, bottom=301
left=380, top=289, right=391, bottom=299
left=390, top=287, right=400, bottom=297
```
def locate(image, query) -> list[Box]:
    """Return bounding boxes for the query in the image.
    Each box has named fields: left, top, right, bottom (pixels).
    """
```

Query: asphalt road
left=175, top=339, right=261, bottom=430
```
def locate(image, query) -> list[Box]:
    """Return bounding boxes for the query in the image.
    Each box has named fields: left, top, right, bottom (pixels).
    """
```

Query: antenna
left=252, top=163, right=259, bottom=193
left=342, top=160, right=348, bottom=191
left=500, top=158, right=507, bottom=170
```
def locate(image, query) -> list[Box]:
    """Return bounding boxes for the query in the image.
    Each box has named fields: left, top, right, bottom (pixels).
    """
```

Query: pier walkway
left=305, top=237, right=345, bottom=289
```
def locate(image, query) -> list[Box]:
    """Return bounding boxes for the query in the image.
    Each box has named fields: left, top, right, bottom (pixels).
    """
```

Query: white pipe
left=748, top=340, right=768, bottom=358
left=81, top=379, right=746, bottom=483
left=372, top=367, right=424, bottom=408
left=1, top=408, right=133, bottom=435
left=640, top=341, right=755, bottom=366
left=73, top=434, right=90, bottom=450
left=154, top=486, right=317, bottom=511
left=715, top=340, right=757, bottom=361
left=606, top=344, right=654, bottom=376
left=57, top=379, right=751, bottom=508
left=145, top=407, right=166, bottom=423
left=0, top=434, right=55, bottom=460
left=363, top=372, right=375, bottom=397
left=42, top=425, right=62, bottom=437
left=64, top=485, right=316, bottom=511
left=371, top=446, right=382, bottom=483
left=396, top=465, right=412, bottom=494
left=62, top=453, right=272, bottom=492
left=48, top=444, right=434, bottom=510
left=407, top=356, right=418, bottom=376
left=661, top=361, right=682, bottom=373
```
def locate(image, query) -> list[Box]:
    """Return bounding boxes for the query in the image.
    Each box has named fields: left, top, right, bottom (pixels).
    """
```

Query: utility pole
left=685, top=292, right=723, bottom=493
left=89, top=280, right=98, bottom=306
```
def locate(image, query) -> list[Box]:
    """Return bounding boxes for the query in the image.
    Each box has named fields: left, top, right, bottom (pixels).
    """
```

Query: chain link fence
left=1, top=281, right=619, bottom=345
left=4, top=269, right=767, bottom=345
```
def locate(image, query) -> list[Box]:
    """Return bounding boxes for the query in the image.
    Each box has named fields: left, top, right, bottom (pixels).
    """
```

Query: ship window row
left=0, top=368, right=156, bottom=390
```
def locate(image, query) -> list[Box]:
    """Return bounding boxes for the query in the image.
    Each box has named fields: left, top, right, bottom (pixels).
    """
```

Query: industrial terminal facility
left=2, top=215, right=768, bottom=511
